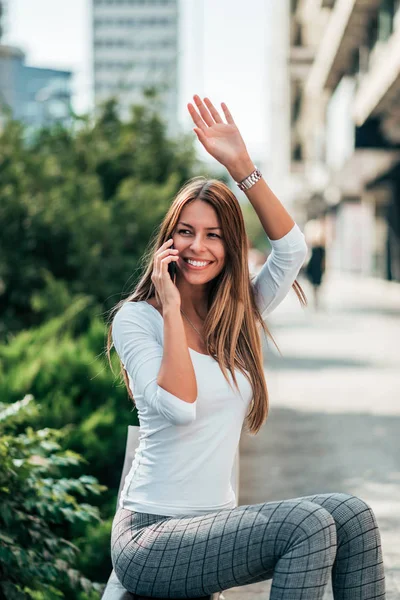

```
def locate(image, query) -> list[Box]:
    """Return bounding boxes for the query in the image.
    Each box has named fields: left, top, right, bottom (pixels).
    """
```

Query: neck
left=176, top=277, right=209, bottom=320
left=180, top=304, right=208, bottom=321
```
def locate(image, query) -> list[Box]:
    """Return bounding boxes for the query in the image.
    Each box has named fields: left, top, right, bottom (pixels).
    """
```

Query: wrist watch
left=235, top=166, right=263, bottom=192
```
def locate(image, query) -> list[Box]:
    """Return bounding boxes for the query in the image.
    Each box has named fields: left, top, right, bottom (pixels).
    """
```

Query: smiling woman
left=105, top=96, right=386, bottom=600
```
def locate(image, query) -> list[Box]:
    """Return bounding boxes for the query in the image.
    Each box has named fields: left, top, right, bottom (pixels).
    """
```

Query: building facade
left=92, top=0, right=179, bottom=135
left=0, top=45, right=72, bottom=129
left=267, top=0, right=294, bottom=212
left=290, top=0, right=400, bottom=281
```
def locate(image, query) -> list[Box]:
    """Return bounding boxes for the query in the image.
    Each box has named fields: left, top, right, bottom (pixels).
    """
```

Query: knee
left=330, top=492, right=378, bottom=522
left=328, top=493, right=380, bottom=544
left=277, top=500, right=337, bottom=560
left=299, top=500, right=337, bottom=544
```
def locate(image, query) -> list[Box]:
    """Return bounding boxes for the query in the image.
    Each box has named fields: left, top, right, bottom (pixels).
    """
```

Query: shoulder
left=112, top=301, right=160, bottom=338
left=114, top=300, right=147, bottom=319
left=111, top=301, right=163, bottom=362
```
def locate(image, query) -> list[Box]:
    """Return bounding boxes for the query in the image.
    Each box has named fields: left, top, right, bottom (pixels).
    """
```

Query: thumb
left=193, top=127, right=206, bottom=143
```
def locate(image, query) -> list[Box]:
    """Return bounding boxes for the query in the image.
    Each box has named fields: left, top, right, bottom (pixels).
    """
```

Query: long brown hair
left=106, top=176, right=307, bottom=435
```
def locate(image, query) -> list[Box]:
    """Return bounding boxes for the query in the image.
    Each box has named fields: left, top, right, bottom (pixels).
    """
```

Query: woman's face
left=173, top=200, right=226, bottom=283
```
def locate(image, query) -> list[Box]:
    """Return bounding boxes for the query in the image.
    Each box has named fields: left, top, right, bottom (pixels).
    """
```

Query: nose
left=189, top=235, right=209, bottom=254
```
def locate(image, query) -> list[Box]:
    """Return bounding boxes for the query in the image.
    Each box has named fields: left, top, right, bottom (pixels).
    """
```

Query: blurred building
left=290, top=0, right=400, bottom=281
left=0, top=45, right=72, bottom=128
left=266, top=0, right=295, bottom=213
left=92, top=0, right=179, bottom=135
left=0, top=0, right=72, bottom=129
left=0, top=1, right=6, bottom=42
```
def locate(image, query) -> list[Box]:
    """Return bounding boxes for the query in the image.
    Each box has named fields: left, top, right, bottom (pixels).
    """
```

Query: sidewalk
left=225, top=272, right=400, bottom=599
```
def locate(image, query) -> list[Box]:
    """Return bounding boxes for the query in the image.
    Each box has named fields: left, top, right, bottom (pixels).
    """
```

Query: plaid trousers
left=111, top=492, right=385, bottom=600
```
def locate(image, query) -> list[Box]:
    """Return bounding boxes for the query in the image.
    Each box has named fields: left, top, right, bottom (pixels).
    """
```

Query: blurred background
left=0, top=1, right=399, bottom=599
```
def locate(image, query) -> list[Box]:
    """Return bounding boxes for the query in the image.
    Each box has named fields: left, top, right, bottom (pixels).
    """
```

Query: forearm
left=157, top=305, right=197, bottom=404
left=227, top=154, right=295, bottom=241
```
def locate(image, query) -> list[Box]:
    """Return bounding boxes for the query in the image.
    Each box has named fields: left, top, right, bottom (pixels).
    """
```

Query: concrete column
left=266, top=0, right=292, bottom=208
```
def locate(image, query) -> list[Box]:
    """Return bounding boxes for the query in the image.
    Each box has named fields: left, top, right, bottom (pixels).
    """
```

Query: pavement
left=224, top=271, right=400, bottom=600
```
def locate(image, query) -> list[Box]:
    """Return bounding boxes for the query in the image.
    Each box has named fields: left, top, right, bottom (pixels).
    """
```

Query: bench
left=101, top=425, right=239, bottom=600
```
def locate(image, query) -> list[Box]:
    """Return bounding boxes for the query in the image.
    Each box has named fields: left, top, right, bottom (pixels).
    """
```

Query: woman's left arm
left=188, top=95, right=308, bottom=315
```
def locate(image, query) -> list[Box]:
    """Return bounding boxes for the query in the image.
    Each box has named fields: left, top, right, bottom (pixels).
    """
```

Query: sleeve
left=112, top=303, right=196, bottom=426
left=252, top=222, right=308, bottom=318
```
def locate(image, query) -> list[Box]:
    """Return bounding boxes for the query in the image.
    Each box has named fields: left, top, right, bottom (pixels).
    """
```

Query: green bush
left=0, top=297, right=138, bottom=488
left=0, top=298, right=137, bottom=588
left=0, top=395, right=107, bottom=599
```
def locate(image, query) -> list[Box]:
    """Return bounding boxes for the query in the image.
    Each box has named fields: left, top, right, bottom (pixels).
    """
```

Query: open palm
left=188, top=95, right=249, bottom=169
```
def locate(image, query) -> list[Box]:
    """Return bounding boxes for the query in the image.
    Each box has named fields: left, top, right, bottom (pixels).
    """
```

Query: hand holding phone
left=151, top=239, right=180, bottom=310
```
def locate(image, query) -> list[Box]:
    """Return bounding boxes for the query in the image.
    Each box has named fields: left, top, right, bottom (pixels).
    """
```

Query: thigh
left=111, top=498, right=335, bottom=598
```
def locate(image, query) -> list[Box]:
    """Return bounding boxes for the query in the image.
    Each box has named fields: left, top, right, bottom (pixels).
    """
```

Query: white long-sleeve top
left=112, top=222, right=307, bottom=516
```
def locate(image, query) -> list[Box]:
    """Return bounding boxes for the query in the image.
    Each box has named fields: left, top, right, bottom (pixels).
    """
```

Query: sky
left=4, top=0, right=271, bottom=160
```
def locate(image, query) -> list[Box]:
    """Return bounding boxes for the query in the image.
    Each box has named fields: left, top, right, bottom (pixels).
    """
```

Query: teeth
left=187, top=259, right=209, bottom=267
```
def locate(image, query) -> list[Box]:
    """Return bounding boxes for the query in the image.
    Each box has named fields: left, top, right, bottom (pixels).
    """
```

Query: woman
left=305, top=219, right=326, bottom=311
left=108, top=96, right=385, bottom=599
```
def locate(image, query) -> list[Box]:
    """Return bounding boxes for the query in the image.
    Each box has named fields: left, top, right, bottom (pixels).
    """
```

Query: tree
left=0, top=95, right=198, bottom=337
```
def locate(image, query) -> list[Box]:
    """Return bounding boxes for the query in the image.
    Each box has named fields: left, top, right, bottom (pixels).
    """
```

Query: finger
left=221, top=102, right=236, bottom=125
left=156, top=248, right=178, bottom=261
left=203, top=97, right=223, bottom=123
left=154, top=246, right=176, bottom=270
left=161, top=255, right=179, bottom=271
left=161, top=255, right=179, bottom=263
left=187, top=103, right=207, bottom=131
left=154, top=253, right=178, bottom=277
left=193, top=94, right=214, bottom=127
left=193, top=127, right=208, bottom=145
left=158, top=248, right=179, bottom=257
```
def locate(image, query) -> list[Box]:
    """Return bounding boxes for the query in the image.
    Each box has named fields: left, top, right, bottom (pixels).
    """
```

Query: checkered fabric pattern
left=111, top=492, right=385, bottom=599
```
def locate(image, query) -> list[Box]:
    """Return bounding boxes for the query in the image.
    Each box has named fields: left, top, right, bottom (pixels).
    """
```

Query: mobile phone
left=168, top=243, right=177, bottom=282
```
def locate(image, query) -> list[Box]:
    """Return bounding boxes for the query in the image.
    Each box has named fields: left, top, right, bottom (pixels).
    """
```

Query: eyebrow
left=177, top=221, right=222, bottom=230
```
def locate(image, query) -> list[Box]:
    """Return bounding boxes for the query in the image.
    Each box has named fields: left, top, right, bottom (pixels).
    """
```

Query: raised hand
left=187, top=95, right=250, bottom=171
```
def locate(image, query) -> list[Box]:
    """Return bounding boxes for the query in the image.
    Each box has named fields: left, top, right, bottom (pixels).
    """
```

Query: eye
left=178, top=229, right=221, bottom=239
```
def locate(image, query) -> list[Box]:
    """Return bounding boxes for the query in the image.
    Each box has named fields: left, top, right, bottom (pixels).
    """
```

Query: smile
left=183, top=258, right=213, bottom=270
